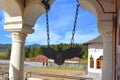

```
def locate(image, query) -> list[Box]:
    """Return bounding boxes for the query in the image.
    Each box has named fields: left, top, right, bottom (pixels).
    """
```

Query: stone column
left=9, top=32, right=27, bottom=80
left=101, top=32, right=113, bottom=80
left=4, top=17, right=34, bottom=80
left=98, top=14, right=113, bottom=80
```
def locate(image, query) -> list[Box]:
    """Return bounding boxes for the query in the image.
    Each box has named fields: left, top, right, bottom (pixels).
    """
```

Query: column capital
left=12, top=32, right=27, bottom=42
left=98, top=20, right=113, bottom=43
left=98, top=13, right=113, bottom=34
left=101, top=32, right=113, bottom=43
left=4, top=17, right=34, bottom=34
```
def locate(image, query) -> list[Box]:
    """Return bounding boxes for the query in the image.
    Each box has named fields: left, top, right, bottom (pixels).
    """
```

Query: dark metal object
left=41, top=0, right=82, bottom=65
left=71, top=3, right=80, bottom=46
left=41, top=0, right=50, bottom=47
left=41, top=47, right=84, bottom=65
left=46, top=9, right=50, bottom=47
left=41, top=0, right=50, bottom=10
left=42, top=0, right=80, bottom=47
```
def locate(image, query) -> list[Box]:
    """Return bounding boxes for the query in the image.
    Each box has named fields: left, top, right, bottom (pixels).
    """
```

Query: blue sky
left=0, top=0, right=100, bottom=45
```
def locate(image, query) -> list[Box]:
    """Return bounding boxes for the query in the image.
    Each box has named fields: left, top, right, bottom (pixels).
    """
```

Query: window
left=90, top=55, right=94, bottom=68
left=96, top=56, right=103, bottom=69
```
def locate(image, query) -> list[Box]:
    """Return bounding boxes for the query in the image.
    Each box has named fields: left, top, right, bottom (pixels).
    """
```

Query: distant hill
left=25, top=44, right=41, bottom=47
left=0, top=44, right=11, bottom=51
left=0, top=44, right=41, bottom=51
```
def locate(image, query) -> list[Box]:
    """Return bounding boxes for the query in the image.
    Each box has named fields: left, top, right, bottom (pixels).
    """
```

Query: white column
left=9, top=32, right=27, bottom=80
left=98, top=14, right=114, bottom=79
left=4, top=16, right=34, bottom=80
left=101, top=32, right=113, bottom=80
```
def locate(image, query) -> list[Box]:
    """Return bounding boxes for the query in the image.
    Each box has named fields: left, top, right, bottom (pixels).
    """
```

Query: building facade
left=84, top=36, right=103, bottom=80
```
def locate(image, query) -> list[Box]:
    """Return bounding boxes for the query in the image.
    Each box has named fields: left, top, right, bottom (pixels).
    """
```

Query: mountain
left=25, top=44, right=41, bottom=47
left=0, top=44, right=11, bottom=51
left=0, top=43, right=42, bottom=51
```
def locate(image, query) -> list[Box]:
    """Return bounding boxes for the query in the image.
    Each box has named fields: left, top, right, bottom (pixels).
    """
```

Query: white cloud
left=74, top=33, right=100, bottom=44
left=26, top=24, right=46, bottom=44
left=5, top=23, right=99, bottom=45
left=5, top=34, right=11, bottom=38
left=57, top=31, right=100, bottom=44
left=25, top=0, right=99, bottom=45
left=26, top=23, right=99, bottom=45
left=26, top=24, right=62, bottom=45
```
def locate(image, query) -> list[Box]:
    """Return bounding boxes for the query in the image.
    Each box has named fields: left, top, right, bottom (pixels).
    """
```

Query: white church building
left=83, top=35, right=103, bottom=79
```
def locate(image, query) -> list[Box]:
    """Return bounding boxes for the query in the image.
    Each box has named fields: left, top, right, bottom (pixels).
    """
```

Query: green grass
left=0, top=51, right=8, bottom=59
left=79, top=59, right=88, bottom=64
left=35, top=66, right=85, bottom=71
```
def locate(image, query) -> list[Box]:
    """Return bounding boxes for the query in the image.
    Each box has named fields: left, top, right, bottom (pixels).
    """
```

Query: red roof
left=34, top=55, right=48, bottom=62
left=68, top=57, right=80, bottom=61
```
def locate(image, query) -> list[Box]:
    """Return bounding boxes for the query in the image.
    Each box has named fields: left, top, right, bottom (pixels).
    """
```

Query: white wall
left=88, top=43, right=103, bottom=74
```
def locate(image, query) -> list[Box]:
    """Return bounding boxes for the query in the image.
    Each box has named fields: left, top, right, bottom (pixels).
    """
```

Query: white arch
left=0, top=0, right=23, bottom=25
left=78, top=0, right=115, bottom=80
left=0, top=0, right=22, bottom=18
left=78, top=0, right=115, bottom=21
left=78, top=0, right=103, bottom=20
left=23, top=1, right=45, bottom=28
left=23, top=0, right=54, bottom=28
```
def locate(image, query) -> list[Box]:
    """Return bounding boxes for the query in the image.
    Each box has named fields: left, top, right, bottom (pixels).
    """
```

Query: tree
left=25, top=46, right=30, bottom=58
left=24, top=43, right=88, bottom=60
left=6, top=46, right=11, bottom=59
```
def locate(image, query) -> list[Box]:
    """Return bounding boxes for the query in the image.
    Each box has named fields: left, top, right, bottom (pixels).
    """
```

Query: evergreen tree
left=6, top=46, right=11, bottom=59
left=24, top=43, right=88, bottom=60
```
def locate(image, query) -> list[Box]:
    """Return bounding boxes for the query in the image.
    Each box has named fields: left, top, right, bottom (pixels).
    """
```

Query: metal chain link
left=41, top=0, right=50, bottom=47
left=71, top=3, right=80, bottom=47
left=42, top=0, right=79, bottom=47
left=46, top=9, right=50, bottom=47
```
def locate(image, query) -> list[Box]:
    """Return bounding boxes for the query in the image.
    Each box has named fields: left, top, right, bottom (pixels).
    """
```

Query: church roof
left=83, top=35, right=103, bottom=45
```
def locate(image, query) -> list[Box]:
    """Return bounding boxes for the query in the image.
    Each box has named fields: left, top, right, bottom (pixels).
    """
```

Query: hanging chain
left=42, top=0, right=79, bottom=47
left=41, top=0, right=50, bottom=9
left=41, top=0, right=50, bottom=47
left=71, top=2, right=80, bottom=47
left=46, top=8, right=50, bottom=47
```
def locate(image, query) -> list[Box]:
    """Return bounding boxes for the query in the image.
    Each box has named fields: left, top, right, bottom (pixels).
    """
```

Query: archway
left=78, top=0, right=115, bottom=80
left=0, top=0, right=54, bottom=80
left=0, top=0, right=116, bottom=80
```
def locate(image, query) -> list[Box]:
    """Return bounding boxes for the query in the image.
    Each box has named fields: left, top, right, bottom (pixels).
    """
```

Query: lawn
left=0, top=51, right=8, bottom=59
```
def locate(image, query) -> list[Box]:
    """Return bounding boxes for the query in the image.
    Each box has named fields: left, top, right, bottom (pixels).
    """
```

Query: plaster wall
left=88, top=44, right=103, bottom=74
